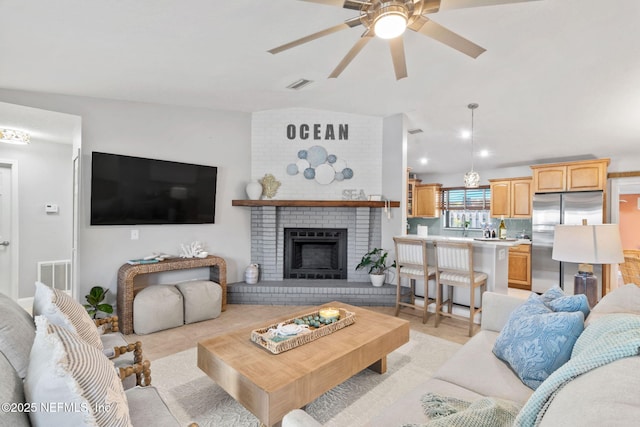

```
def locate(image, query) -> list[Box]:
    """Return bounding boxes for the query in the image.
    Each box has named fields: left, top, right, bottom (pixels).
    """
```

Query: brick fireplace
left=250, top=206, right=382, bottom=282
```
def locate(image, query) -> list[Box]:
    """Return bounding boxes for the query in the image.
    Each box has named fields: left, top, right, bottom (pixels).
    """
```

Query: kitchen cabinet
left=407, top=176, right=422, bottom=218
left=489, top=177, right=532, bottom=218
left=414, top=184, right=441, bottom=218
left=508, top=244, right=531, bottom=290
left=531, top=159, right=609, bottom=193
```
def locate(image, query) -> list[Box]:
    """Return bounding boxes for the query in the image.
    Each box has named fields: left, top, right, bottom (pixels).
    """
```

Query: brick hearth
left=250, top=206, right=382, bottom=282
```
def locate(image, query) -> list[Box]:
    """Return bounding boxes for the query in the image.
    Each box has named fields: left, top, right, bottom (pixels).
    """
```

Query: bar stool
left=393, top=237, right=436, bottom=324
left=433, top=241, right=487, bottom=336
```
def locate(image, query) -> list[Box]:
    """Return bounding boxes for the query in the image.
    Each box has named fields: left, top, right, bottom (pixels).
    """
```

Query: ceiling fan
left=269, top=0, right=540, bottom=80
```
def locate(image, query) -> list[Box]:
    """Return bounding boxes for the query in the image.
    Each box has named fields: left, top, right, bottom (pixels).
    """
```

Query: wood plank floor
left=125, top=304, right=473, bottom=360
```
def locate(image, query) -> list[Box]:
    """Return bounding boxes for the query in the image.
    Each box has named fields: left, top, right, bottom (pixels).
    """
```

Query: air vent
left=286, top=79, right=313, bottom=90
left=408, top=128, right=423, bottom=135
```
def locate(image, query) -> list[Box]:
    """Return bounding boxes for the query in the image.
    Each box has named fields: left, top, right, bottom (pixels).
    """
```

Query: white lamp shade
left=552, top=224, right=624, bottom=264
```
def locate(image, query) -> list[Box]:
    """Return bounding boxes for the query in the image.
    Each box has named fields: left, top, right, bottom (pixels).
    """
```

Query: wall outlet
left=130, top=230, right=139, bottom=240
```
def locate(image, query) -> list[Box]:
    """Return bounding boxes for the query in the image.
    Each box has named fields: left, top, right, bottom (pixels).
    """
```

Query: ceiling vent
left=286, top=79, right=313, bottom=90
left=408, top=128, right=423, bottom=135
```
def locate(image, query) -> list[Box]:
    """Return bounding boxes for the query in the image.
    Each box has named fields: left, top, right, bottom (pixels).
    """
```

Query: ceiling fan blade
left=268, top=17, right=363, bottom=54
left=297, top=0, right=370, bottom=11
left=389, top=37, right=408, bottom=80
left=438, top=0, right=541, bottom=11
left=409, top=16, right=486, bottom=58
left=329, top=33, right=373, bottom=78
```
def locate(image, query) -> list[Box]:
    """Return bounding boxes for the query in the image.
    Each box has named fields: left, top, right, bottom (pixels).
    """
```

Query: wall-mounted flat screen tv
left=90, top=152, right=217, bottom=225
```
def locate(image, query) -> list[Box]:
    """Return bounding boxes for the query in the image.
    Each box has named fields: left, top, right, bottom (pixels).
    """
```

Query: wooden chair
left=393, top=237, right=436, bottom=323
left=619, top=250, right=640, bottom=285
left=96, top=316, right=150, bottom=386
left=433, top=241, right=487, bottom=337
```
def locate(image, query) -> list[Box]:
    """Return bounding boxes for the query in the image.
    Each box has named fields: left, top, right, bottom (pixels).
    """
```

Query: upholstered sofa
left=283, top=284, right=640, bottom=426
left=0, top=288, right=188, bottom=427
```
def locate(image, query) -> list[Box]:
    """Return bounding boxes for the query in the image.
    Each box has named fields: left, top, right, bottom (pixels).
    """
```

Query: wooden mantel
left=232, top=199, right=400, bottom=208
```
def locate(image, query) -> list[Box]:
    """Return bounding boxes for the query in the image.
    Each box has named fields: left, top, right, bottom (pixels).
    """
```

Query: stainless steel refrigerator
left=531, top=191, right=604, bottom=294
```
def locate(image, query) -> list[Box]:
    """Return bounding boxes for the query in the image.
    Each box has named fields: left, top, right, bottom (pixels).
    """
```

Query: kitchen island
left=396, top=235, right=531, bottom=316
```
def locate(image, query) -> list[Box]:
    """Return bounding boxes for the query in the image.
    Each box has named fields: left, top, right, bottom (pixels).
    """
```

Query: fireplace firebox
left=284, top=228, right=347, bottom=279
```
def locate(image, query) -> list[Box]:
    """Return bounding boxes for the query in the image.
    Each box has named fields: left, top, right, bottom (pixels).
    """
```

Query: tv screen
left=90, top=152, right=217, bottom=225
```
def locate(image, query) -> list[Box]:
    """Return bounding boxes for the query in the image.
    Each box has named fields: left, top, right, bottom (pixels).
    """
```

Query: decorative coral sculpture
left=179, top=241, right=208, bottom=258
left=259, top=174, right=281, bottom=199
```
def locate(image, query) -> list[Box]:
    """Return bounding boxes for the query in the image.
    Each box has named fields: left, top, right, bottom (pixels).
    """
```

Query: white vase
left=245, top=263, right=259, bottom=284
left=245, top=181, right=263, bottom=200
left=369, top=273, right=385, bottom=287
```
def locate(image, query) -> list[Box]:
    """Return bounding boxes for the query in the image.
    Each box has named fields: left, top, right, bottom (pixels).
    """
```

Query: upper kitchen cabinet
left=406, top=173, right=422, bottom=218
left=414, top=183, right=441, bottom=218
left=489, top=177, right=532, bottom=218
left=531, top=159, right=610, bottom=193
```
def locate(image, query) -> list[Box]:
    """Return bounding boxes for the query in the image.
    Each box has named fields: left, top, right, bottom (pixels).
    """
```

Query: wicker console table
left=117, top=255, right=227, bottom=334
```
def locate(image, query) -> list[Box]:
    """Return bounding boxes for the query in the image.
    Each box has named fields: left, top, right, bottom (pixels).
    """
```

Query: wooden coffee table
left=197, top=302, right=410, bottom=426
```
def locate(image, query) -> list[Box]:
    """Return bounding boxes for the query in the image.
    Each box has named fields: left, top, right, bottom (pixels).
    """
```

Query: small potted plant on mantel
left=355, top=248, right=395, bottom=287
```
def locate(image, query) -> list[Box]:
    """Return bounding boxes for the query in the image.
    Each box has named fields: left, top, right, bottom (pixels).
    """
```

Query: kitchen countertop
left=402, top=234, right=531, bottom=247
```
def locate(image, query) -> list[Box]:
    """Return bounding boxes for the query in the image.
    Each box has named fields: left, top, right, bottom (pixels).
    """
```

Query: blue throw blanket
left=515, top=313, right=640, bottom=426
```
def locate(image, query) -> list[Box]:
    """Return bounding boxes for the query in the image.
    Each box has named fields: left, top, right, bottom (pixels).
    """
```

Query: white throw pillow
left=33, top=281, right=103, bottom=350
left=586, top=283, right=640, bottom=326
left=24, top=316, right=131, bottom=427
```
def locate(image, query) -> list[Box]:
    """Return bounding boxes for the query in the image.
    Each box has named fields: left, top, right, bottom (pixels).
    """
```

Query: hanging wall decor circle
left=286, top=145, right=354, bottom=185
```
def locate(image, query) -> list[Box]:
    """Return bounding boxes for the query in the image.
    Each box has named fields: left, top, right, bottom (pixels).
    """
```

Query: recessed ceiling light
left=286, top=79, right=313, bottom=90
left=461, top=130, right=471, bottom=139
left=420, top=157, right=428, bottom=165
left=480, top=149, right=489, bottom=157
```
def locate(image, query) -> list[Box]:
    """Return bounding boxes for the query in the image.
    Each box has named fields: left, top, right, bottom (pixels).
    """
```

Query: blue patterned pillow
left=539, top=286, right=565, bottom=302
left=493, top=294, right=585, bottom=389
left=539, top=285, right=591, bottom=318
left=546, top=294, right=590, bottom=318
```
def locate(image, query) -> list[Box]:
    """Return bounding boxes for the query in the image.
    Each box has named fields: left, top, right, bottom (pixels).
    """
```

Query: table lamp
left=552, top=222, right=624, bottom=307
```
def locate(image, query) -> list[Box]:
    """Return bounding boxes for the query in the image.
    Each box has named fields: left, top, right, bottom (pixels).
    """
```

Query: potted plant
left=83, top=286, right=114, bottom=319
left=355, top=248, right=395, bottom=287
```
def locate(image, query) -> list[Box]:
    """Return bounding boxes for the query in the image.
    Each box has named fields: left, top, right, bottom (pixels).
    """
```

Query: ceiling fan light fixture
left=0, top=128, right=30, bottom=145
left=373, top=5, right=408, bottom=40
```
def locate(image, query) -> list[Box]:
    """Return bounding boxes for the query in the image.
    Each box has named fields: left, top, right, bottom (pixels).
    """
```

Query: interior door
left=0, top=164, right=13, bottom=297
left=610, top=176, right=640, bottom=289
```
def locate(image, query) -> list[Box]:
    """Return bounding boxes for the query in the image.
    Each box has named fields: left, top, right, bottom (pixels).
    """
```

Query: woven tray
left=250, top=308, right=356, bottom=354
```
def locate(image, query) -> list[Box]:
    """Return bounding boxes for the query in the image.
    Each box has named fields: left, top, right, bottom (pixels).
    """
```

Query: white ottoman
left=133, top=285, right=184, bottom=334
left=175, top=280, right=222, bottom=324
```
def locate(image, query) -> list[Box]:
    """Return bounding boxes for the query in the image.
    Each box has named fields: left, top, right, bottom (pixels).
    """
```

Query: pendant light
left=463, top=103, right=480, bottom=188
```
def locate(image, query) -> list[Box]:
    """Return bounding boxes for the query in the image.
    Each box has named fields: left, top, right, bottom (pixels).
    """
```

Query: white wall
left=0, top=89, right=252, bottom=300
left=251, top=108, right=383, bottom=199
left=0, top=140, right=72, bottom=298
left=381, top=114, right=406, bottom=252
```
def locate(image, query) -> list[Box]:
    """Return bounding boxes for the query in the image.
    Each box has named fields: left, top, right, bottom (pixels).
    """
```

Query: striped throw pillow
left=25, top=316, right=131, bottom=427
left=33, top=281, right=103, bottom=350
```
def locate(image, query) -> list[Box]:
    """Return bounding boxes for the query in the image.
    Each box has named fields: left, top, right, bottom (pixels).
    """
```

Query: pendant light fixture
left=463, top=103, right=480, bottom=188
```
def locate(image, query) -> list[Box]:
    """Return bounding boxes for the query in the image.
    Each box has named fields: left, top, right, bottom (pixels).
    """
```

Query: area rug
left=150, top=330, right=461, bottom=426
